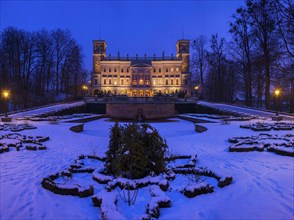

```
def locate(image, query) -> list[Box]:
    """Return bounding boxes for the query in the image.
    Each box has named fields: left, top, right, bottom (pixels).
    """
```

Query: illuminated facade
left=91, top=39, right=191, bottom=97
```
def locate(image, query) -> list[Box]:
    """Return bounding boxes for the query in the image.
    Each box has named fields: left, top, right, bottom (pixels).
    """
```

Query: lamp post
left=82, top=85, right=88, bottom=95
left=274, top=88, right=280, bottom=116
left=2, top=90, right=10, bottom=117
left=194, top=85, right=199, bottom=99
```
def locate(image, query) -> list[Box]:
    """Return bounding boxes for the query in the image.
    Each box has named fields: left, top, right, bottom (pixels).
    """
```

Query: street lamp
left=274, top=88, right=281, bottom=116
left=2, top=90, right=10, bottom=117
left=194, top=85, right=199, bottom=99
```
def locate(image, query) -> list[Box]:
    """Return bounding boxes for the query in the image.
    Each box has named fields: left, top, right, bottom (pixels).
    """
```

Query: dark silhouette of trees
left=230, top=7, right=253, bottom=106
left=0, top=27, right=87, bottom=111
left=192, top=0, right=293, bottom=112
left=192, top=35, right=207, bottom=98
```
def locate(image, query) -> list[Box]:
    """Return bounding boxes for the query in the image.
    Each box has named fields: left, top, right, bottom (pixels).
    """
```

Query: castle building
left=91, top=39, right=191, bottom=97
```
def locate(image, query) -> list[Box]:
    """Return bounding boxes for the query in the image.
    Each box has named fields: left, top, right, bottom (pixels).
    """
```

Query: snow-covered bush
left=105, top=122, right=168, bottom=179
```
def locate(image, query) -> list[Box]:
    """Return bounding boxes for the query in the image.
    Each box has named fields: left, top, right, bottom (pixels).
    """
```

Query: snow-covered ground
left=10, top=101, right=84, bottom=118
left=0, top=117, right=293, bottom=219
left=198, top=101, right=294, bottom=121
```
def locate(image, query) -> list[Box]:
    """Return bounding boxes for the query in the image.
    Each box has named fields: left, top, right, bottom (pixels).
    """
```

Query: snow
left=198, top=101, right=294, bottom=121
left=10, top=101, right=84, bottom=118
left=1, top=115, right=294, bottom=219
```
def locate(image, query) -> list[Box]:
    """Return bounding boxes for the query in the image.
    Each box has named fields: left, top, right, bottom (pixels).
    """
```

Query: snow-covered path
left=10, top=101, right=84, bottom=118
left=0, top=118, right=293, bottom=219
left=198, top=101, right=294, bottom=121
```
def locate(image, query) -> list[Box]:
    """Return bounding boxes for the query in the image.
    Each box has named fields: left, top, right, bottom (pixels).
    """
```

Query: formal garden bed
left=41, top=122, right=233, bottom=219
left=239, top=122, right=294, bottom=131
left=16, top=113, right=92, bottom=122
left=0, top=123, right=37, bottom=132
left=229, top=133, right=294, bottom=156
left=185, top=113, right=257, bottom=121
left=0, top=133, right=49, bottom=154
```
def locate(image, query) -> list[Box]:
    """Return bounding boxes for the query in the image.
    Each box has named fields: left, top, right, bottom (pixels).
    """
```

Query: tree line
left=0, top=27, right=87, bottom=111
left=192, top=0, right=293, bottom=112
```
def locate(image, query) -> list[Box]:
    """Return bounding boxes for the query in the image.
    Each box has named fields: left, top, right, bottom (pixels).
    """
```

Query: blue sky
left=1, top=0, right=244, bottom=71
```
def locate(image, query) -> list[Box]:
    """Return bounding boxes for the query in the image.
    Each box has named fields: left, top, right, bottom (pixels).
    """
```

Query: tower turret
left=176, top=40, right=190, bottom=73
left=93, top=40, right=107, bottom=73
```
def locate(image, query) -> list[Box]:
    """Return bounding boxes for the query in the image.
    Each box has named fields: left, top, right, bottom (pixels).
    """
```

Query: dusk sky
left=1, top=0, right=244, bottom=71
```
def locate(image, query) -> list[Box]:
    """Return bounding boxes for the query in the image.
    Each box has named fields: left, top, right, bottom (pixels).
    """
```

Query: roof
left=130, top=61, right=152, bottom=67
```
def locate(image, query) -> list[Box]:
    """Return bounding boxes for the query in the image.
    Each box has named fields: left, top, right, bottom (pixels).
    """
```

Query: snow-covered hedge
left=0, top=133, right=49, bottom=154
left=92, top=190, right=126, bottom=220
left=240, top=122, right=294, bottom=131
left=229, top=134, right=294, bottom=156
left=145, top=185, right=171, bottom=218
left=0, top=123, right=36, bottom=132
left=42, top=153, right=234, bottom=219
left=180, top=182, right=214, bottom=198
left=41, top=173, right=94, bottom=197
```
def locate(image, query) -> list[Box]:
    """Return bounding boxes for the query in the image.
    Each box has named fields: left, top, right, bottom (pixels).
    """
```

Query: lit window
left=171, top=68, right=174, bottom=72
left=176, top=67, right=179, bottom=71
left=114, top=80, right=117, bottom=85
left=153, top=79, right=156, bottom=85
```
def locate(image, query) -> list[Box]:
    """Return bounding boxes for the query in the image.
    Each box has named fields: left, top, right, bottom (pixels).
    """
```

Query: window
left=127, top=68, right=129, bottom=72
left=104, top=68, right=106, bottom=72
left=104, top=79, right=106, bottom=85
left=153, top=79, right=156, bottom=85
left=109, top=68, right=111, bottom=72
left=121, top=68, right=123, bottom=72
left=94, top=79, right=98, bottom=85
left=114, top=68, right=117, bottom=72
left=166, top=79, right=168, bottom=85
left=184, top=79, right=187, bottom=85
left=166, top=68, right=168, bottom=72
left=176, top=79, right=179, bottom=85
left=171, top=79, right=173, bottom=85
left=159, top=68, right=161, bottom=73
left=171, top=68, right=174, bottom=72
left=176, top=67, right=179, bottom=71
left=121, top=79, right=123, bottom=85
left=154, top=68, right=156, bottom=73
left=109, top=79, right=112, bottom=85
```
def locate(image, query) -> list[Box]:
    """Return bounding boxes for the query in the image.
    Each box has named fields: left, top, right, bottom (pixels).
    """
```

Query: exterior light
left=2, top=90, right=10, bottom=117
left=3, top=90, right=9, bottom=99
left=194, top=86, right=199, bottom=91
left=274, top=88, right=281, bottom=116
left=82, top=85, right=88, bottom=90
left=274, top=89, right=280, bottom=97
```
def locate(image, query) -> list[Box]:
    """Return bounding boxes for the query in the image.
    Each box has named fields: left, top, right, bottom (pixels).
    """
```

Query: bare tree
left=230, top=7, right=254, bottom=106
left=246, top=0, right=280, bottom=109
left=192, top=35, right=207, bottom=98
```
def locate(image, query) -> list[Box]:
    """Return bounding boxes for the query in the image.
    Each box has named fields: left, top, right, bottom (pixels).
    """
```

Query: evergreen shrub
left=105, top=122, right=168, bottom=179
